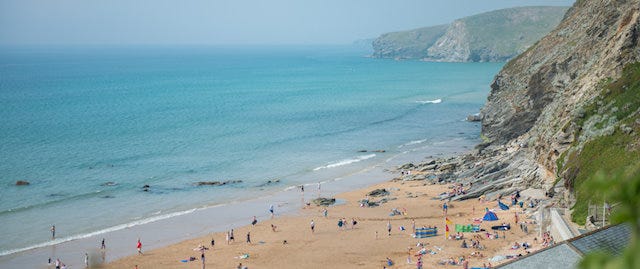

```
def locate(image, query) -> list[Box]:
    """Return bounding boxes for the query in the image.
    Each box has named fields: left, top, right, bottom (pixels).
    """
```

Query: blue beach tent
left=482, top=211, right=499, bottom=221
left=498, top=201, right=510, bottom=210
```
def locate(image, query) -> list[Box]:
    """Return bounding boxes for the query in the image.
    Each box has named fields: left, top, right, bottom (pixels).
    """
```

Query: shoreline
left=103, top=162, right=546, bottom=269
left=0, top=137, right=479, bottom=269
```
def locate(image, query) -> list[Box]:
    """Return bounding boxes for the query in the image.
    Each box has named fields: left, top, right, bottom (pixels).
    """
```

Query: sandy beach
left=103, top=171, right=544, bottom=269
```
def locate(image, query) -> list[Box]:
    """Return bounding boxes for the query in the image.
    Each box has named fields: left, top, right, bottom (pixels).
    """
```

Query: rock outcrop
left=15, top=180, right=30, bottom=186
left=403, top=0, right=640, bottom=225
left=372, top=6, right=568, bottom=62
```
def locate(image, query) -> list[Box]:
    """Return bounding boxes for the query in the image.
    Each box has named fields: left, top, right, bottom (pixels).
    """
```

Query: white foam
left=416, top=99, right=442, bottom=104
left=312, top=154, right=376, bottom=171
left=0, top=207, right=200, bottom=257
left=398, top=139, right=427, bottom=148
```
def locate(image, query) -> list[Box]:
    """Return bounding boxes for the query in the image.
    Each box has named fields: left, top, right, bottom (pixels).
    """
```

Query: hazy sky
left=0, top=0, right=574, bottom=45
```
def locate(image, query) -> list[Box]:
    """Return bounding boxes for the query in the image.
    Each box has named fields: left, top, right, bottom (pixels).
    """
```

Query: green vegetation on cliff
left=560, top=63, right=640, bottom=225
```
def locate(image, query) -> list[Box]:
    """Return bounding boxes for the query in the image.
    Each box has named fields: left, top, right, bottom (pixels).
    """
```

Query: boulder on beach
left=312, top=197, right=336, bottom=206
left=368, top=188, right=389, bottom=197
left=398, top=163, right=415, bottom=170
left=15, top=180, right=30, bottom=186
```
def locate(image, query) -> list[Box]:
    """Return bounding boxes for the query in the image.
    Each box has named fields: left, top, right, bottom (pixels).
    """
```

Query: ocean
left=0, top=45, right=503, bottom=261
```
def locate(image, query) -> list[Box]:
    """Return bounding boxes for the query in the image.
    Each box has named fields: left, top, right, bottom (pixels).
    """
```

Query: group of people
left=336, top=218, right=358, bottom=230
left=538, top=231, right=555, bottom=247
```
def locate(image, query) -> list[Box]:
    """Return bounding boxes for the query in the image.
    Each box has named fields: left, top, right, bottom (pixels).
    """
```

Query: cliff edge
left=405, top=0, right=640, bottom=227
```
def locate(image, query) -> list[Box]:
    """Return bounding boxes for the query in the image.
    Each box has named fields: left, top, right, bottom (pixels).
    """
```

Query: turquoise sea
left=0, top=45, right=503, bottom=257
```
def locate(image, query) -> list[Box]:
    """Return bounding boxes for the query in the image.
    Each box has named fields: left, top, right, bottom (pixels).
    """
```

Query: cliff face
left=482, top=0, right=639, bottom=158
left=479, top=0, right=640, bottom=223
left=372, top=6, right=568, bottom=62
left=371, top=24, right=448, bottom=59
left=401, top=0, right=640, bottom=226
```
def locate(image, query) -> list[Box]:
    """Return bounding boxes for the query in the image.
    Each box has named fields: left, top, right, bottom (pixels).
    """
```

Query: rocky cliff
left=401, top=0, right=640, bottom=227
left=371, top=24, right=448, bottom=59
left=372, top=6, right=568, bottom=62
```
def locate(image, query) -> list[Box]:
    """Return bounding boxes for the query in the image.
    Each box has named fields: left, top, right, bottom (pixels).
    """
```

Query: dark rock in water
left=101, top=182, right=118, bottom=187
left=467, top=113, right=482, bottom=122
left=15, top=180, right=30, bottom=186
left=368, top=188, right=389, bottom=197
left=357, top=150, right=368, bottom=152
left=257, top=179, right=280, bottom=187
left=195, top=180, right=243, bottom=186
left=312, top=197, right=336, bottom=206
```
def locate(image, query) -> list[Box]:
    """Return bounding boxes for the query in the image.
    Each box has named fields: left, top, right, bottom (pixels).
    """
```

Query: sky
left=0, top=0, right=575, bottom=45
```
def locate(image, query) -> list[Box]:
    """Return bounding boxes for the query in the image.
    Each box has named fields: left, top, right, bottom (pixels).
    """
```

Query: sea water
left=0, top=45, right=503, bottom=257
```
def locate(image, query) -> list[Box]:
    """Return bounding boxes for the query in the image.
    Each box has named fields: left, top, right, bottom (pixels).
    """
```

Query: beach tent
left=498, top=201, right=510, bottom=211
left=482, top=211, right=499, bottom=221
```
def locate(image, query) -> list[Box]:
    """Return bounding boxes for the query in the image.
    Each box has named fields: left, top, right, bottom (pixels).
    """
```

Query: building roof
left=570, top=223, right=630, bottom=256
left=497, top=224, right=631, bottom=269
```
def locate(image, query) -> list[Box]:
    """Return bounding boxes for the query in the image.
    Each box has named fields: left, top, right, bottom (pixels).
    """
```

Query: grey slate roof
left=570, top=223, right=631, bottom=255
left=497, top=224, right=632, bottom=269
left=500, top=244, right=582, bottom=269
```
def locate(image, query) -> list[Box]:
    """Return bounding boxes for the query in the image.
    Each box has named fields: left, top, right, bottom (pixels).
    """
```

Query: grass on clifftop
left=563, top=62, right=640, bottom=225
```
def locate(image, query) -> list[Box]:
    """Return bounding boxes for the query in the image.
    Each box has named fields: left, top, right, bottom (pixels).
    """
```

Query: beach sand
left=103, top=175, right=543, bottom=269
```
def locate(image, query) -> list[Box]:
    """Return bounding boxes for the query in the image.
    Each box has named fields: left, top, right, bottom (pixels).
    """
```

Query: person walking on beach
left=84, top=253, right=89, bottom=268
left=310, top=220, right=315, bottom=233
left=338, top=219, right=344, bottom=230
left=322, top=208, right=328, bottom=218
left=230, top=229, right=235, bottom=243
left=201, top=252, right=206, bottom=269
left=251, top=216, right=258, bottom=226
left=443, top=202, right=448, bottom=216
left=246, top=231, right=251, bottom=244
left=351, top=218, right=358, bottom=229
left=226, top=231, right=230, bottom=244
left=101, top=238, right=106, bottom=249
left=269, top=204, right=275, bottom=218
left=136, top=238, right=142, bottom=254
left=51, top=225, right=56, bottom=239
left=55, top=258, right=61, bottom=269
left=387, top=221, right=392, bottom=236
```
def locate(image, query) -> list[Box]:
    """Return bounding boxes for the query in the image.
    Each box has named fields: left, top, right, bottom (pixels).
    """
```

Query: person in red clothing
left=137, top=238, right=142, bottom=254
